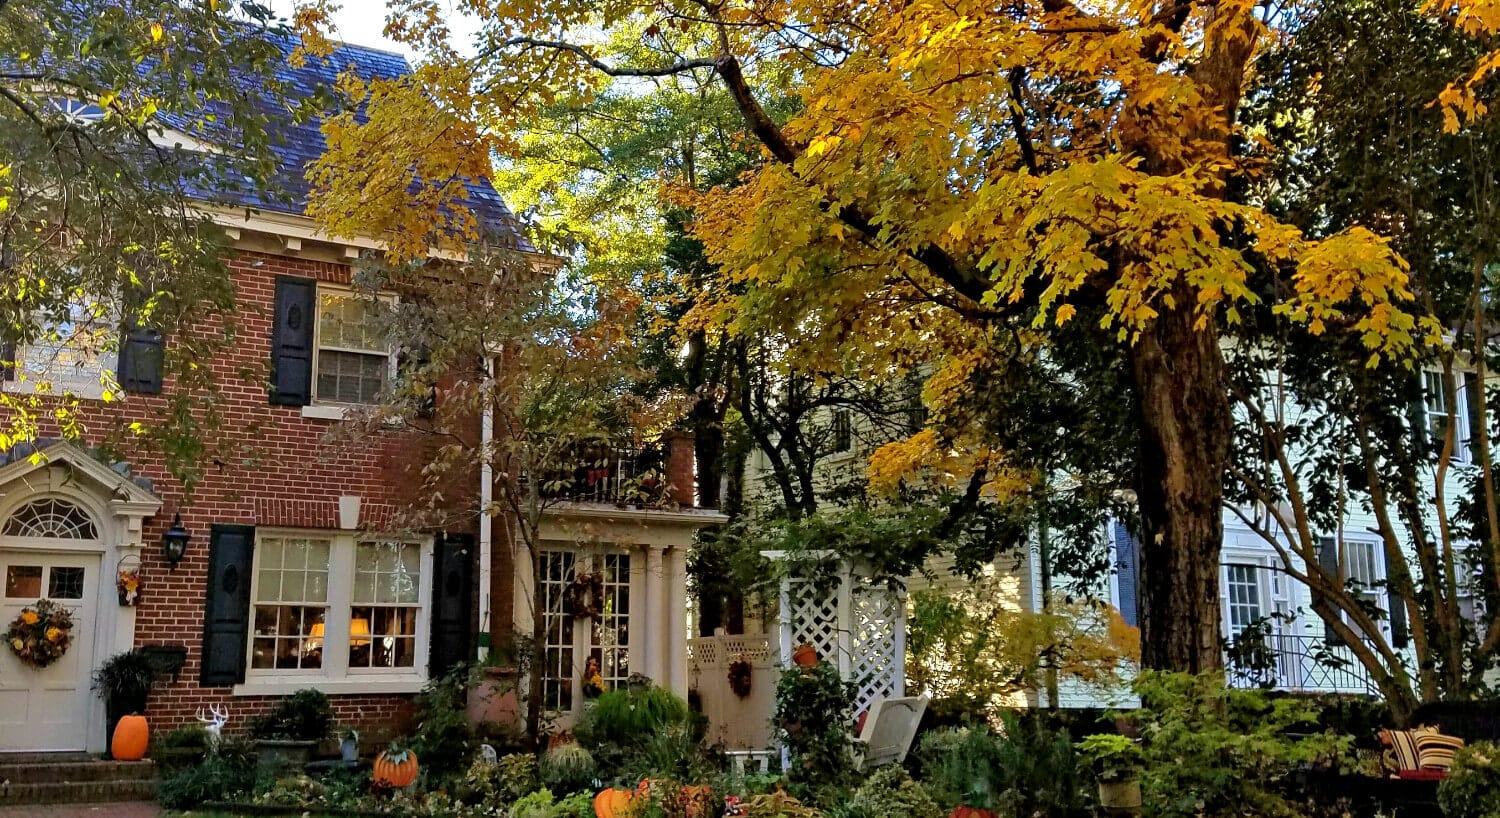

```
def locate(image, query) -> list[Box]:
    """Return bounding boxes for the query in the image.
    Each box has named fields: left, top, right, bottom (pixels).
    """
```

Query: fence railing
left=526, top=441, right=670, bottom=506
left=1226, top=632, right=1381, bottom=696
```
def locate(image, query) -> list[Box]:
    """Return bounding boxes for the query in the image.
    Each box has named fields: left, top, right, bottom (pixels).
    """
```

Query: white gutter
left=477, top=353, right=495, bottom=662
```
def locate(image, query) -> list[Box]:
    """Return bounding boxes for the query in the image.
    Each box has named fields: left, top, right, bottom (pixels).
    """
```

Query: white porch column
left=644, top=545, right=666, bottom=684
left=666, top=546, right=689, bottom=696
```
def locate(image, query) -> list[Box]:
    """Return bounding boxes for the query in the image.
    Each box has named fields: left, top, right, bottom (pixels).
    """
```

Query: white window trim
left=309, top=284, right=397, bottom=410
left=1423, top=370, right=1474, bottom=463
left=237, top=528, right=432, bottom=696
left=2, top=298, right=120, bottom=402
left=1340, top=537, right=1389, bottom=640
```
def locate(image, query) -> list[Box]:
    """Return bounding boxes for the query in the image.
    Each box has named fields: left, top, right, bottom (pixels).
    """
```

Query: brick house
left=0, top=38, right=723, bottom=754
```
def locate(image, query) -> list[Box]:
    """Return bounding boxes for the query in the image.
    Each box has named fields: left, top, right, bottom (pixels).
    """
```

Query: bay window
left=245, top=530, right=430, bottom=691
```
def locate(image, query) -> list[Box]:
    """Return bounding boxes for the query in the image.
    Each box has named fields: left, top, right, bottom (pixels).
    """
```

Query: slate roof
left=157, top=31, right=531, bottom=251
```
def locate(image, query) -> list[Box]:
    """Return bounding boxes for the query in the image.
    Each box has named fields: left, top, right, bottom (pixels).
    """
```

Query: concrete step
left=0, top=778, right=157, bottom=806
left=0, top=760, right=156, bottom=784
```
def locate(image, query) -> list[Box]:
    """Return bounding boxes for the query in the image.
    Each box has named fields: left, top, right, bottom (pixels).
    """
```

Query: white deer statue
left=196, top=704, right=229, bottom=749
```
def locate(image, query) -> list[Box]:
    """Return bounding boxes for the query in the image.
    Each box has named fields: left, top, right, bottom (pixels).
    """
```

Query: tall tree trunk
left=1131, top=283, right=1232, bottom=672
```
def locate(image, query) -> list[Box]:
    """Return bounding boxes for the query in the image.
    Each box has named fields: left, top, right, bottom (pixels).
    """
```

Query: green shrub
left=250, top=688, right=333, bottom=742
left=837, top=765, right=942, bottom=818
left=1439, top=742, right=1500, bottom=818
left=1131, top=670, right=1353, bottom=818
left=575, top=681, right=695, bottom=781
left=578, top=684, right=691, bottom=744
left=498, top=752, right=541, bottom=801
left=541, top=741, right=597, bottom=792
left=553, top=790, right=596, bottom=818
left=156, top=750, right=257, bottom=809
left=408, top=667, right=477, bottom=781
left=916, top=715, right=1091, bottom=818
left=511, top=786, right=556, bottom=818
left=774, top=663, right=856, bottom=795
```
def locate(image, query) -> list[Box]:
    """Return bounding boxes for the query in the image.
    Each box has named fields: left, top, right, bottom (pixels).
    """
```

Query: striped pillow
left=1416, top=732, right=1465, bottom=770
left=1381, top=729, right=1422, bottom=771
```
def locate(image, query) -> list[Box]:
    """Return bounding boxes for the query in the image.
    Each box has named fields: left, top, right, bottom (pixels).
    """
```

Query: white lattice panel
left=688, top=635, right=774, bottom=671
left=773, top=558, right=906, bottom=716
left=850, top=582, right=903, bottom=713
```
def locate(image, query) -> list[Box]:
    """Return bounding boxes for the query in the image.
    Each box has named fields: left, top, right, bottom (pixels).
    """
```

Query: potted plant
left=1080, top=734, right=1144, bottom=817
left=339, top=727, right=359, bottom=763
left=250, top=688, right=333, bottom=773
left=92, top=650, right=157, bottom=759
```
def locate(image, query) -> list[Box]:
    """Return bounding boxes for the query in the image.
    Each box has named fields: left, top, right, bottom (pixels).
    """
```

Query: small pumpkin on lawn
left=111, top=714, right=149, bottom=761
left=373, top=745, right=419, bottom=788
left=594, top=786, right=636, bottom=818
left=948, top=807, right=998, bottom=818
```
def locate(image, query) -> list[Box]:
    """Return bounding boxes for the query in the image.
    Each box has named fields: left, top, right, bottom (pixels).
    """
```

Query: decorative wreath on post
left=117, top=555, right=142, bottom=607
left=5, top=599, right=75, bottom=669
left=727, top=656, right=753, bottom=698
left=565, top=571, right=606, bottom=619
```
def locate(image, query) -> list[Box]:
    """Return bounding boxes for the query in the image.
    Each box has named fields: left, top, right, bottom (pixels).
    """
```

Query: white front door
left=0, top=551, right=100, bottom=752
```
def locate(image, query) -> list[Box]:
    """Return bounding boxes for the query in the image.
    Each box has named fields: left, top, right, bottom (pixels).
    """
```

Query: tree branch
left=505, top=37, right=717, bottom=77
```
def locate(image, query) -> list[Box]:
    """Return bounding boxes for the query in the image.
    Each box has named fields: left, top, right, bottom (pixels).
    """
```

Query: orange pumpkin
left=949, top=808, right=998, bottom=818
left=111, top=715, right=148, bottom=761
left=594, top=787, right=636, bottom=818
left=373, top=748, right=419, bottom=788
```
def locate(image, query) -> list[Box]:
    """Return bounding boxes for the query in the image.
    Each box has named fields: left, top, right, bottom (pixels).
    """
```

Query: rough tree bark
left=1131, top=284, right=1233, bottom=671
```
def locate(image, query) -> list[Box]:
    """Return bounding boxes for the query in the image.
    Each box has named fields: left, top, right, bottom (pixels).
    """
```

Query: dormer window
left=46, top=99, right=105, bottom=126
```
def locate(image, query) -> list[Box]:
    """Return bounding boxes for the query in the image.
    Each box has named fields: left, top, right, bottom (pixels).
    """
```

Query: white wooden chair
left=854, top=694, right=930, bottom=770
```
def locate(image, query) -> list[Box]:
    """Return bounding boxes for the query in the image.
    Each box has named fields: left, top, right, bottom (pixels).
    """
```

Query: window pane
left=348, top=605, right=417, bottom=668
left=317, top=350, right=387, bottom=405
left=5, top=565, right=42, bottom=598
left=250, top=604, right=326, bottom=670
left=48, top=567, right=84, bottom=599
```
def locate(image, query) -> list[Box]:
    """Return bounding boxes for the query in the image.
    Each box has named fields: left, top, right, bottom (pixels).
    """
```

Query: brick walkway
left=0, top=802, right=159, bottom=818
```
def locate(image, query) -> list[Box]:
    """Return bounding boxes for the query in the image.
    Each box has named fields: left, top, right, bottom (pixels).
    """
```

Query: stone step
left=0, top=778, right=157, bottom=806
left=0, top=760, right=157, bottom=784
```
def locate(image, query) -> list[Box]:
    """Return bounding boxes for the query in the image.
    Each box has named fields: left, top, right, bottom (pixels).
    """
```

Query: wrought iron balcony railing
left=1226, top=631, right=1381, bottom=697
left=528, top=441, right=671, bottom=506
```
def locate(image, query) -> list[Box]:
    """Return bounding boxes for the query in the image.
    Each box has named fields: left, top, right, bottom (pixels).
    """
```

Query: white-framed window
left=1225, top=563, right=1264, bottom=639
left=2, top=297, right=118, bottom=400
left=246, top=529, right=430, bottom=688
left=1423, top=371, right=1473, bottom=462
left=536, top=547, right=636, bottom=717
left=313, top=286, right=394, bottom=406
left=1341, top=538, right=1387, bottom=639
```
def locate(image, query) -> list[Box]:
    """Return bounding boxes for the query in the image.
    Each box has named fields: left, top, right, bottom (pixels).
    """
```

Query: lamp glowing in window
left=349, top=617, right=371, bottom=647
left=303, top=621, right=326, bottom=654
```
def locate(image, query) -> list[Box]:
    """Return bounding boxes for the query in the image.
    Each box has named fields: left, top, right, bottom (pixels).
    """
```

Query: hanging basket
left=5, top=599, right=75, bottom=669
left=116, top=555, right=142, bottom=607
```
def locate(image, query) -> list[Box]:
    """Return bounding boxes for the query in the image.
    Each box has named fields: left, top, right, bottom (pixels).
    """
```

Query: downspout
left=477, top=353, right=495, bottom=662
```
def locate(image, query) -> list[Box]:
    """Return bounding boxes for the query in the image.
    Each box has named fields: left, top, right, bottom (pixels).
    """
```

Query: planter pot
left=1098, top=778, right=1142, bottom=817
left=256, top=739, right=316, bottom=775
left=340, top=737, right=359, bottom=763
left=466, top=666, right=521, bottom=732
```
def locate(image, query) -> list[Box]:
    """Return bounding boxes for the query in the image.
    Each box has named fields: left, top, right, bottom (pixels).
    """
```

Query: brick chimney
left=664, top=431, right=697, bottom=508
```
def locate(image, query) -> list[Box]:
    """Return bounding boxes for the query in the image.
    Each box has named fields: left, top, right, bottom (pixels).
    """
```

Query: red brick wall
left=25, top=249, right=476, bottom=735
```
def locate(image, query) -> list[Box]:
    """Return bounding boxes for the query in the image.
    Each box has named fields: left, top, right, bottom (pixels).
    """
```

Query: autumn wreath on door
left=5, top=599, right=75, bottom=668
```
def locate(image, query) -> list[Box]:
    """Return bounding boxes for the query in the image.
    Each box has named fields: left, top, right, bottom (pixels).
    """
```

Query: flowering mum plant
left=6, top=599, right=74, bottom=668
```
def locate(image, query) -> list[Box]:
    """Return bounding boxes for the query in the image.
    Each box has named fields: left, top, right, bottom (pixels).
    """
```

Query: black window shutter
left=117, top=327, right=164, bottom=394
left=0, top=338, right=14, bottom=381
left=429, top=532, right=474, bottom=678
left=269, top=276, right=316, bottom=406
left=1389, top=586, right=1410, bottom=649
left=1317, top=537, right=1346, bottom=646
left=1464, top=372, right=1485, bottom=462
left=201, top=524, right=256, bottom=686
left=1112, top=521, right=1140, bottom=628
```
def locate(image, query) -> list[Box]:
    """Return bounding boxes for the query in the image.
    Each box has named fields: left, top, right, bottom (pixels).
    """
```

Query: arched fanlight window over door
left=3, top=498, right=99, bottom=540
